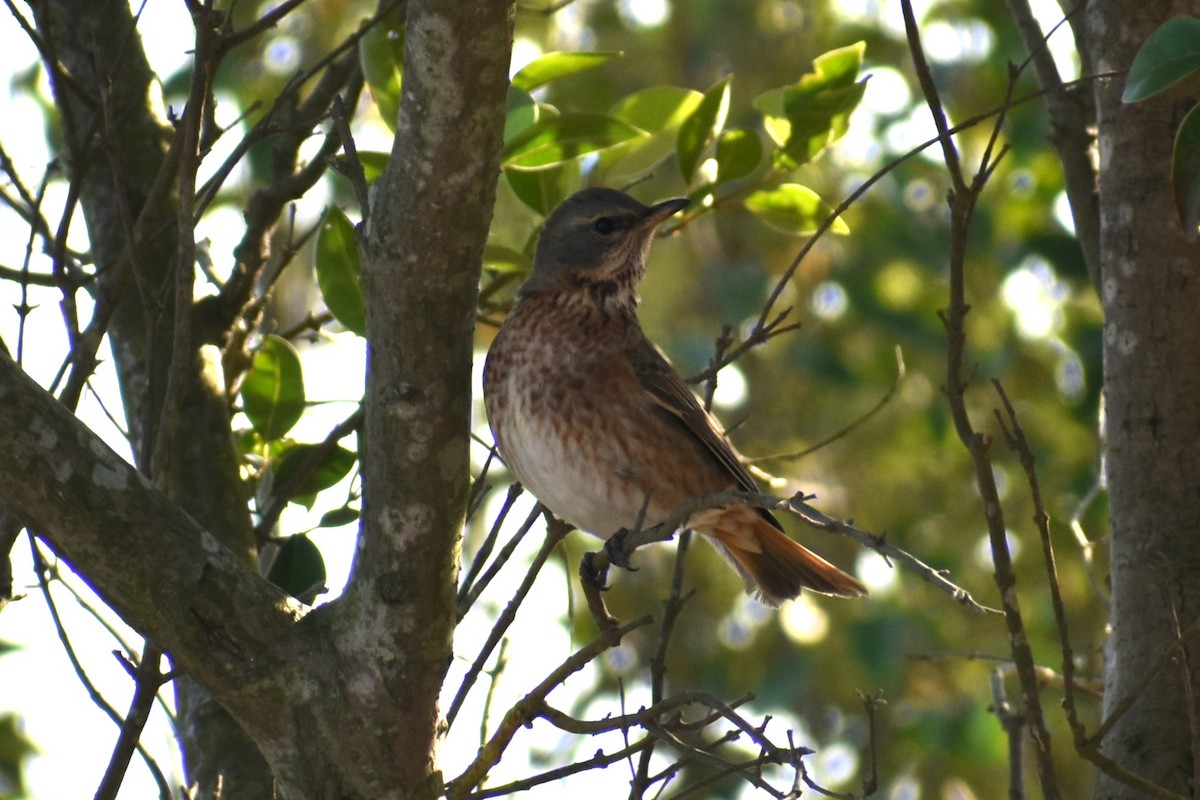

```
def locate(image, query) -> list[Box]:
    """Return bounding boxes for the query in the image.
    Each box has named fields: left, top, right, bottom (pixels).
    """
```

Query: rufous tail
left=693, top=506, right=867, bottom=606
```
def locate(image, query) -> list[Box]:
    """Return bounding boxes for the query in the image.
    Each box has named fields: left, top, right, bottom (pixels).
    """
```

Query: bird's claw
left=604, top=527, right=639, bottom=572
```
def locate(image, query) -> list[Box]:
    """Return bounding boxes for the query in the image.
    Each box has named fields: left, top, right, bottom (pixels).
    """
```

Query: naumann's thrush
left=483, top=188, right=866, bottom=605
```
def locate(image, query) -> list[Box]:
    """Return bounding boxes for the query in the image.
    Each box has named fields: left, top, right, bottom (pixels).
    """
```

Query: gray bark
left=5, top=0, right=515, bottom=797
left=1091, top=1, right=1200, bottom=796
left=28, top=1, right=274, bottom=794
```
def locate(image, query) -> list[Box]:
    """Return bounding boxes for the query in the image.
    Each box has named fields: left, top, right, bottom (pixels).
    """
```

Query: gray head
left=521, top=188, right=688, bottom=297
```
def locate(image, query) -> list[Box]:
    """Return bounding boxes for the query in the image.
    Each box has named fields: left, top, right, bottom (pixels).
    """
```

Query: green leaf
left=677, top=75, right=732, bottom=182
left=272, top=444, right=357, bottom=499
left=602, top=85, right=704, bottom=177
left=611, top=85, right=704, bottom=132
left=1123, top=17, right=1200, bottom=102
left=319, top=506, right=360, bottom=528
left=511, top=51, right=618, bottom=92
left=353, top=151, right=389, bottom=185
left=316, top=207, right=366, bottom=337
left=503, top=111, right=643, bottom=169
left=754, top=41, right=867, bottom=168
left=744, top=184, right=849, bottom=236
left=504, top=86, right=540, bottom=144
left=483, top=242, right=532, bottom=274
left=359, top=13, right=404, bottom=132
left=715, top=128, right=762, bottom=184
left=504, top=161, right=581, bottom=215
left=1172, top=103, right=1200, bottom=235
left=241, top=335, right=306, bottom=442
left=0, top=713, right=37, bottom=798
left=267, top=535, right=327, bottom=601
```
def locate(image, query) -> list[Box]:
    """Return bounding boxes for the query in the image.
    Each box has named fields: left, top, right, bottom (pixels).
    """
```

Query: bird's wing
left=627, top=333, right=765, bottom=497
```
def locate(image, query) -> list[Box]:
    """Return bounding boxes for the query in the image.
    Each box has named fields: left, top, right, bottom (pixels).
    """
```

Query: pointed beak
left=638, top=197, right=689, bottom=230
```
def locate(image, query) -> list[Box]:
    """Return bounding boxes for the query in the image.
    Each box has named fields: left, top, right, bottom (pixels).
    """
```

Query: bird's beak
left=638, top=197, right=689, bottom=230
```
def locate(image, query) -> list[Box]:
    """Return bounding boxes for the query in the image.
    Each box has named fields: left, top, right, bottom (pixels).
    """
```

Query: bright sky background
left=0, top=1, right=1080, bottom=797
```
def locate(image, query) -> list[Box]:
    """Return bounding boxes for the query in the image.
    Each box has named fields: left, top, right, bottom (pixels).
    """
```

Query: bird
left=482, top=187, right=866, bottom=606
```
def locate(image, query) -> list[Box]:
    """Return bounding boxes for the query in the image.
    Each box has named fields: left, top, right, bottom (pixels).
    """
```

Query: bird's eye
left=593, top=217, right=615, bottom=235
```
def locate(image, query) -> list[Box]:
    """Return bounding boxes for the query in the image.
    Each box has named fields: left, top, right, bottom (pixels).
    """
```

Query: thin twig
left=330, top=93, right=371, bottom=224
left=632, top=531, right=695, bottom=797
left=478, top=638, right=509, bottom=748
left=28, top=537, right=171, bottom=796
left=737, top=68, right=1118, bottom=343
left=456, top=499, right=542, bottom=622
left=446, top=517, right=569, bottom=729
left=150, top=0, right=219, bottom=485
left=446, top=615, right=654, bottom=800
left=751, top=345, right=905, bottom=464
left=93, top=643, right=169, bottom=800
left=583, top=488, right=994, bottom=613
left=457, top=482, right=523, bottom=613
left=219, top=0, right=312, bottom=50
left=858, top=690, right=885, bottom=797
left=900, top=0, right=1063, bottom=793
left=989, top=665, right=1027, bottom=800
left=1001, top=0, right=1100, bottom=287
left=1168, top=597, right=1200, bottom=797
left=464, top=738, right=653, bottom=798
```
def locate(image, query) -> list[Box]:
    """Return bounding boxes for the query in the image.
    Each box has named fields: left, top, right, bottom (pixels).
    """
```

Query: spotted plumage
left=483, top=187, right=865, bottom=605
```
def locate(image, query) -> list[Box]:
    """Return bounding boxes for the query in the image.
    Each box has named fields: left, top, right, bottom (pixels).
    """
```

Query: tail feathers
left=694, top=507, right=867, bottom=606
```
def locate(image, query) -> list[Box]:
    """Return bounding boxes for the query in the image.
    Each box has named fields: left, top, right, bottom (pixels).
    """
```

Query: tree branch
left=0, top=348, right=303, bottom=739
left=900, top=0, right=1062, bottom=794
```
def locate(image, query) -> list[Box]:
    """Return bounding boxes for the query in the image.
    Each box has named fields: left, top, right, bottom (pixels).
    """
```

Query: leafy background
left=0, top=0, right=1147, bottom=796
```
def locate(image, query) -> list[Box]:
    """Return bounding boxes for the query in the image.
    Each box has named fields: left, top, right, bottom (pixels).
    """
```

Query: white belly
left=500, top=402, right=646, bottom=539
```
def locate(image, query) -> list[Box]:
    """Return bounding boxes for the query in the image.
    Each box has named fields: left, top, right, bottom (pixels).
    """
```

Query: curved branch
left=0, top=349, right=303, bottom=736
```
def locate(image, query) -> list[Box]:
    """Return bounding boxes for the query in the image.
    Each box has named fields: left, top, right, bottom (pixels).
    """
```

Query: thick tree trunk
left=350, top=1, right=514, bottom=793
left=29, top=1, right=275, bottom=796
left=13, top=0, right=515, bottom=796
left=1091, top=1, right=1200, bottom=796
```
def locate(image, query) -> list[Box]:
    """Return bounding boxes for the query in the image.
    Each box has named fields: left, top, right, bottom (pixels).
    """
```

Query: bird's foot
left=604, top=527, right=640, bottom=572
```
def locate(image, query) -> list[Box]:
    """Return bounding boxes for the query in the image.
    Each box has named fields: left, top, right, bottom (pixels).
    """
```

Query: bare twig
left=93, top=643, right=170, bottom=800
left=446, top=615, right=654, bottom=800
left=478, top=638, right=510, bottom=749
left=899, top=0, right=1062, bottom=794
left=465, top=738, right=653, bottom=798
left=329, top=93, right=371, bottom=224
left=989, top=665, right=1027, bottom=800
left=150, top=0, right=221, bottom=485
left=751, top=345, right=905, bottom=464
left=632, top=530, right=696, bottom=797
left=858, top=690, right=885, bottom=797
left=1001, top=1, right=1100, bottom=288
left=219, top=0, right=312, bottom=50
left=1168, top=597, right=1200, bottom=797
left=456, top=497, right=541, bottom=621
left=581, top=488, right=994, bottom=613
left=446, top=517, right=570, bottom=729
left=685, top=310, right=800, bottom=386
left=28, top=538, right=171, bottom=796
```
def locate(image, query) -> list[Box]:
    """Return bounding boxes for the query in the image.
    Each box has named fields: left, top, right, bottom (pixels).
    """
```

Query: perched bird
left=483, top=187, right=866, bottom=605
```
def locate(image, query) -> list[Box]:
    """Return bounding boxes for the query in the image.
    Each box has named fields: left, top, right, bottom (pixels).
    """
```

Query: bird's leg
left=603, top=490, right=656, bottom=572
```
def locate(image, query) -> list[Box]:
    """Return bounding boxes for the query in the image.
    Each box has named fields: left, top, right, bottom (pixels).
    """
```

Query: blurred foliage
left=0, top=0, right=1114, bottom=796
left=212, top=0, right=1108, bottom=796
left=0, top=712, right=36, bottom=799
left=464, top=2, right=1106, bottom=798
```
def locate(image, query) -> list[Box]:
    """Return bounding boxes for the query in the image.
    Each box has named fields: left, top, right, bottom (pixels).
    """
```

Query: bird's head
left=521, top=188, right=688, bottom=302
